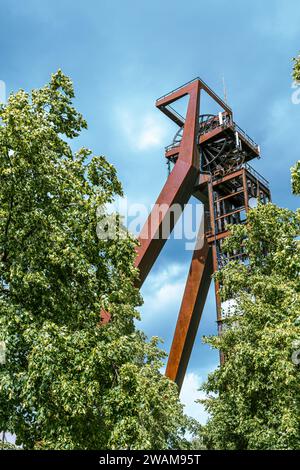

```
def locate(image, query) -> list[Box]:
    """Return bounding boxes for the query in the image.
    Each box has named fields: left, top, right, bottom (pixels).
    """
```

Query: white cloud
left=180, top=371, right=208, bottom=424
left=146, top=281, right=185, bottom=312
left=145, top=262, right=186, bottom=289
left=117, top=107, right=167, bottom=151
left=140, top=263, right=187, bottom=323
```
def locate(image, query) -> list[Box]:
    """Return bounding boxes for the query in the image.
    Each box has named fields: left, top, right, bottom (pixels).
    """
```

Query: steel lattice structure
left=103, top=78, right=271, bottom=391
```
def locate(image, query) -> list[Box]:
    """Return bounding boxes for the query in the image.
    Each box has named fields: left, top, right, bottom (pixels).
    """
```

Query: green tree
left=200, top=204, right=300, bottom=449
left=293, top=54, right=300, bottom=83
left=0, top=71, right=189, bottom=450
left=292, top=163, right=300, bottom=194
left=198, top=55, right=300, bottom=450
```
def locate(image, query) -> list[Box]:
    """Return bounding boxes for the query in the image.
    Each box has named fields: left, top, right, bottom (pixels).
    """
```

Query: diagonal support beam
left=135, top=80, right=201, bottom=287
left=165, top=212, right=213, bottom=390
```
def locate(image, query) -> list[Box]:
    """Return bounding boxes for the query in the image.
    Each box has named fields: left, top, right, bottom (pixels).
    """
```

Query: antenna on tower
left=222, top=74, right=228, bottom=104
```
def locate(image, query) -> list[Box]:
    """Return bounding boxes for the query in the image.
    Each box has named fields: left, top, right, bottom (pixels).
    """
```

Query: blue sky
left=1, top=0, right=300, bottom=423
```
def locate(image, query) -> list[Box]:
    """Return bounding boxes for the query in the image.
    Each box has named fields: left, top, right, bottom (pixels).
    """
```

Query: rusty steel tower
left=133, top=78, right=271, bottom=390
left=102, top=77, right=271, bottom=391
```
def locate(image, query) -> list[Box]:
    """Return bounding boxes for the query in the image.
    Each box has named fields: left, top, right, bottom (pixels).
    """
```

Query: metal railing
left=165, top=113, right=259, bottom=151
left=199, top=115, right=259, bottom=152
left=156, top=77, right=199, bottom=102
left=156, top=77, right=232, bottom=114
left=244, top=162, right=269, bottom=188
left=166, top=105, right=185, bottom=124
left=234, top=123, right=259, bottom=151
left=165, top=142, right=180, bottom=152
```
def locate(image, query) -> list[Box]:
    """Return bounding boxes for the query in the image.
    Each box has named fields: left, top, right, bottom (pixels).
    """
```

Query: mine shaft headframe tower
left=134, top=77, right=271, bottom=391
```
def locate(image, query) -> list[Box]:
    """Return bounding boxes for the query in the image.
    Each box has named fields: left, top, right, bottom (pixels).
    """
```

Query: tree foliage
left=200, top=204, right=300, bottom=449
left=0, top=71, right=189, bottom=449
left=293, top=54, right=300, bottom=83
left=291, top=161, right=300, bottom=195
left=199, top=55, right=300, bottom=450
